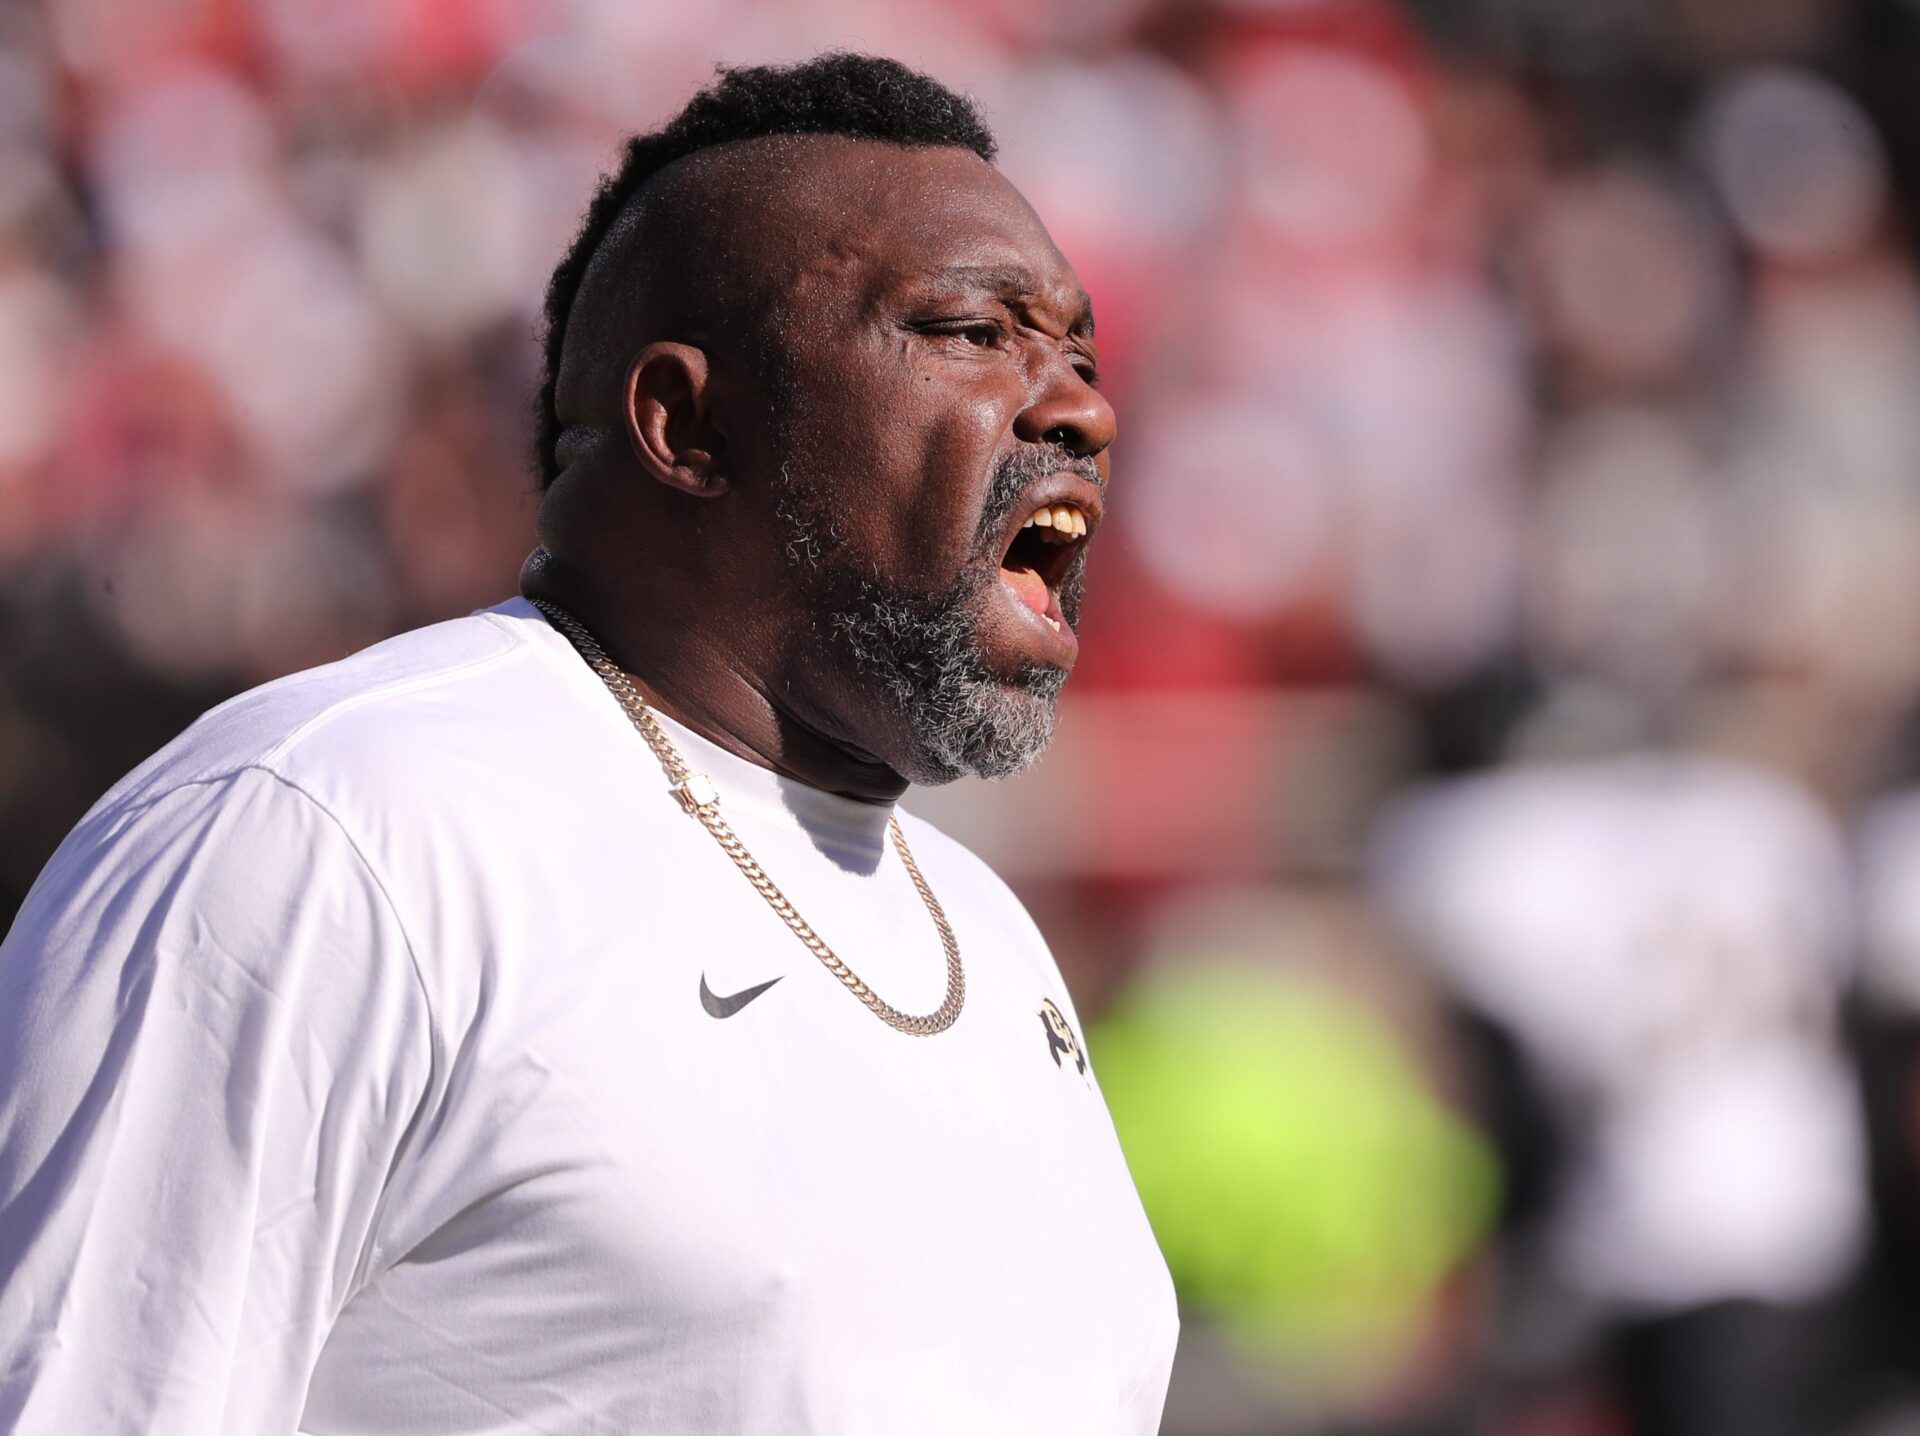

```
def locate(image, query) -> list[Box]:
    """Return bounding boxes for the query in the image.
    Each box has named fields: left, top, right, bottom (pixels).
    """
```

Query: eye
left=915, top=316, right=1007, bottom=350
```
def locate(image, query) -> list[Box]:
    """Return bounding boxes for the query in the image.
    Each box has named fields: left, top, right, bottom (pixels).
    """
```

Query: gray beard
left=775, top=452, right=1089, bottom=785
left=825, top=567, right=1066, bottom=784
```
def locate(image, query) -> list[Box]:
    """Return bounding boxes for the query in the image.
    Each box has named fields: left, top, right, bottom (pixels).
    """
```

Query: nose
left=1013, top=358, right=1116, bottom=460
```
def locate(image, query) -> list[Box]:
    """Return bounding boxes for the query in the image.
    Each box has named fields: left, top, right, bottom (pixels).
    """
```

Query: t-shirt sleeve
left=0, top=766, right=435, bottom=1434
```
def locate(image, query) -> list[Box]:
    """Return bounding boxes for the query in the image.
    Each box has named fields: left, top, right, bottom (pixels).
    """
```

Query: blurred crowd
left=9, top=0, right=1920, bottom=1431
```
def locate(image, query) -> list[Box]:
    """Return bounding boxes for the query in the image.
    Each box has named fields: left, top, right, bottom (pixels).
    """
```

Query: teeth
left=1021, top=503, right=1089, bottom=543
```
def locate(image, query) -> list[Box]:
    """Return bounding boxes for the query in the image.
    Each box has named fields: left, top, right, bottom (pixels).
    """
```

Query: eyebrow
left=918, top=263, right=1096, bottom=338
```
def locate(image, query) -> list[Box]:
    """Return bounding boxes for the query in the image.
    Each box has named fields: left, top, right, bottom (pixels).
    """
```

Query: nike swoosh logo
left=701, top=973, right=783, bottom=1019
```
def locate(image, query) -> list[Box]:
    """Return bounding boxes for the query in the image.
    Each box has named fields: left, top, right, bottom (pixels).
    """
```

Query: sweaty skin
left=524, top=135, right=1114, bottom=804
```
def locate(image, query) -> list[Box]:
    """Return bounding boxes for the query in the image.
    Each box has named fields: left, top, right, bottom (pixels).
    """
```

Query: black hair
left=534, top=52, right=998, bottom=489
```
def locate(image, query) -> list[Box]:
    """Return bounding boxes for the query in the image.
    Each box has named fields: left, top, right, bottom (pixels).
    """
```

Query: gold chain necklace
left=532, top=599, right=966, bottom=1036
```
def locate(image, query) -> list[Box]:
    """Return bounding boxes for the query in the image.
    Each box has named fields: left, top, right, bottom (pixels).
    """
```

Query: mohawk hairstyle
left=534, top=52, right=997, bottom=489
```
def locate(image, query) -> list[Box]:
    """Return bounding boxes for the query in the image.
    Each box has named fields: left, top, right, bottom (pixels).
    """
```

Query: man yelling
left=0, top=53, right=1176, bottom=1435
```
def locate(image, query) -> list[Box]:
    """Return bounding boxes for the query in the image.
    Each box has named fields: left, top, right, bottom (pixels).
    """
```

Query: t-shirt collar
left=493, top=596, right=896, bottom=871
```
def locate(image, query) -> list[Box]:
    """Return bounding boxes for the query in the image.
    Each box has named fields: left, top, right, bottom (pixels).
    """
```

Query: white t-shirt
left=0, top=598, right=1177, bottom=1435
left=1373, top=753, right=1865, bottom=1312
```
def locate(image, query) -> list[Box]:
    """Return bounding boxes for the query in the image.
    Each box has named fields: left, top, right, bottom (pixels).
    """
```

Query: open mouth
left=998, top=500, right=1091, bottom=635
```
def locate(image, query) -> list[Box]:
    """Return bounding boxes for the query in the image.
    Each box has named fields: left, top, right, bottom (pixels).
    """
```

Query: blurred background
left=8, top=0, right=1920, bottom=1431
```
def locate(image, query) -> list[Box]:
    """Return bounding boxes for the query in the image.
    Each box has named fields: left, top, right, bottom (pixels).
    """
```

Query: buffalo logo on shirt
left=1039, top=998, right=1087, bottom=1076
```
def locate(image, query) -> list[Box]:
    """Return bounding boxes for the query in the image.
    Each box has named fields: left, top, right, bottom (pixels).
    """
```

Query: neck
left=520, top=548, right=910, bottom=806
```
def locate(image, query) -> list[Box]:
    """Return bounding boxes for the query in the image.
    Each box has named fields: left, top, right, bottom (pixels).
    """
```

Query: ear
left=622, top=342, right=729, bottom=497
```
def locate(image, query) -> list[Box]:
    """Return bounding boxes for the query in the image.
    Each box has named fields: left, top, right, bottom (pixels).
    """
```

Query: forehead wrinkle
left=777, top=148, right=1070, bottom=297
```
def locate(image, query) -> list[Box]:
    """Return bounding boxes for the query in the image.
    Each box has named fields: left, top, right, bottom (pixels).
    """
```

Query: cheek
left=781, top=337, right=1020, bottom=584
left=889, top=367, right=1020, bottom=580
left=908, top=397, right=1009, bottom=560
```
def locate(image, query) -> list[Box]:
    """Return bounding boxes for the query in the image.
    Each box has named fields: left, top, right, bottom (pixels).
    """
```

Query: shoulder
left=59, top=601, right=601, bottom=881
left=105, top=603, right=546, bottom=805
left=5, top=762, right=434, bottom=1093
left=15, top=762, right=409, bottom=963
left=15, top=601, right=570, bottom=992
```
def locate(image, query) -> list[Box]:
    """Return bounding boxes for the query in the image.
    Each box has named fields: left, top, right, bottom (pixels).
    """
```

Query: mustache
left=971, top=446, right=1103, bottom=559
